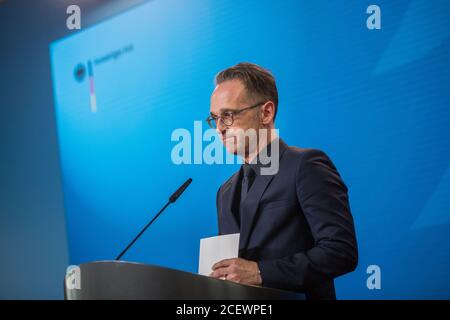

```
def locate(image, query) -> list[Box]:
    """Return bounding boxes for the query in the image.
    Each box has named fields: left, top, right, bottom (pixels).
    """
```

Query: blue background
left=1, top=0, right=450, bottom=299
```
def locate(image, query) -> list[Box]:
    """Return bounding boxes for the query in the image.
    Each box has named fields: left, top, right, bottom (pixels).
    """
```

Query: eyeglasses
left=206, top=101, right=266, bottom=129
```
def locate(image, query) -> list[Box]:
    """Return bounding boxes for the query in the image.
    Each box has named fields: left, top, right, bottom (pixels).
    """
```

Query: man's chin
left=222, top=137, right=245, bottom=156
left=224, top=145, right=238, bottom=155
left=226, top=146, right=247, bottom=158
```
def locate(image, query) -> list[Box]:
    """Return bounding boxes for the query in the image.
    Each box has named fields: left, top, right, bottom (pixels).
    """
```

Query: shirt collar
left=241, top=137, right=285, bottom=176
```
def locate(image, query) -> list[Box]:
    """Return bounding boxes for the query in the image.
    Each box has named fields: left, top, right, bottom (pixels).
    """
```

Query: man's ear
left=260, top=101, right=275, bottom=125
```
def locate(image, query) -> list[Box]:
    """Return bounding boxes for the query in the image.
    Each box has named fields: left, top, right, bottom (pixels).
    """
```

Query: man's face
left=210, top=79, right=261, bottom=156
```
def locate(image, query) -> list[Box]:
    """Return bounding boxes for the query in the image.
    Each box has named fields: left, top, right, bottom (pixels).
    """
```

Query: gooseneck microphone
left=169, top=178, right=193, bottom=203
left=115, top=178, right=192, bottom=261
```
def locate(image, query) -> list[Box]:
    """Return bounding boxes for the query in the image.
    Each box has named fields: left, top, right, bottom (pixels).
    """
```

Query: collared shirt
left=236, top=138, right=280, bottom=225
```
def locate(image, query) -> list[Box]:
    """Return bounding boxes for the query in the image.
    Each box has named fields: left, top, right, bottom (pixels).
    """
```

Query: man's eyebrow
left=210, top=108, right=233, bottom=116
left=218, top=108, right=235, bottom=114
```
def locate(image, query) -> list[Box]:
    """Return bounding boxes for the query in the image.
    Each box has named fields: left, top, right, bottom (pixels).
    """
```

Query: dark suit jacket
left=216, top=139, right=358, bottom=300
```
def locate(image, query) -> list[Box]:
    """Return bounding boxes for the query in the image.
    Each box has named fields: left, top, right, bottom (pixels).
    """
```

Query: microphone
left=169, top=178, right=192, bottom=203
left=115, top=178, right=193, bottom=261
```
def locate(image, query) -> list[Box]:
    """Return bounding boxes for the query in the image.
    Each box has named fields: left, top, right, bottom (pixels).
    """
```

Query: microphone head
left=169, top=178, right=192, bottom=203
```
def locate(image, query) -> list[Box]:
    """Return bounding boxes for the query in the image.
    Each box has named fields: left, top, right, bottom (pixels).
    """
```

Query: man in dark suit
left=206, top=62, right=358, bottom=300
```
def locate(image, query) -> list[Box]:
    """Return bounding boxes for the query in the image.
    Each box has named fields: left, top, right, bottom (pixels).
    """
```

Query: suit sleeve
left=258, top=149, right=358, bottom=291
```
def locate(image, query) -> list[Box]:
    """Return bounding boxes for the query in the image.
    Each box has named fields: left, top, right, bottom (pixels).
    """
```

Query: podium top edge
left=76, top=260, right=304, bottom=298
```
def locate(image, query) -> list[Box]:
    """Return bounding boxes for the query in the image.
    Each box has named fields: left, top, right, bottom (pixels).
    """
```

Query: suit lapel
left=238, top=138, right=289, bottom=251
left=220, top=172, right=240, bottom=231
left=239, top=174, right=275, bottom=250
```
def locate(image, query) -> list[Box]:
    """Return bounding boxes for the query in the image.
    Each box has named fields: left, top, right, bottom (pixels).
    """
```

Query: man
left=206, top=62, right=358, bottom=300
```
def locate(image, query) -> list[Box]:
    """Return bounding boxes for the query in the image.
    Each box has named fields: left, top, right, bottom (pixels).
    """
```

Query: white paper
left=198, top=233, right=240, bottom=276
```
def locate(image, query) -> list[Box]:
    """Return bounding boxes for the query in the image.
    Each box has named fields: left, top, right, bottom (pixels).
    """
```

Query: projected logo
left=87, top=61, right=97, bottom=113
left=72, top=44, right=134, bottom=114
left=73, top=61, right=97, bottom=113
left=74, top=63, right=86, bottom=82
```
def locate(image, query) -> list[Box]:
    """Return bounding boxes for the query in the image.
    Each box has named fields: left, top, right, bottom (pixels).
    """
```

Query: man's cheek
left=222, top=135, right=238, bottom=153
left=233, top=139, right=245, bottom=155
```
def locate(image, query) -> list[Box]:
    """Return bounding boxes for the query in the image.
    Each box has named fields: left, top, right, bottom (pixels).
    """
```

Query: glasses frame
left=206, top=101, right=266, bottom=129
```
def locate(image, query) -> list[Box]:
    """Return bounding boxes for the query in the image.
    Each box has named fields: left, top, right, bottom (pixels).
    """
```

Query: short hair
left=214, top=62, right=278, bottom=121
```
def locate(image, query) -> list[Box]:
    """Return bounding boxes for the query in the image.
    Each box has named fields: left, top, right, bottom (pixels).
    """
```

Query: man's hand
left=209, top=258, right=262, bottom=286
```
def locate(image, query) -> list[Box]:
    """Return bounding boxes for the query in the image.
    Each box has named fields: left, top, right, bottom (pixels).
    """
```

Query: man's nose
left=216, top=120, right=227, bottom=137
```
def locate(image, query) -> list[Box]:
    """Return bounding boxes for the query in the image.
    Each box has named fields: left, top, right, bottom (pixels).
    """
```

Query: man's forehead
left=211, top=80, right=247, bottom=111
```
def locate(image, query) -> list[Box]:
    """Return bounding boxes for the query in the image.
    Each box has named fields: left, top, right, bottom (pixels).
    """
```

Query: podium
left=64, top=261, right=305, bottom=300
